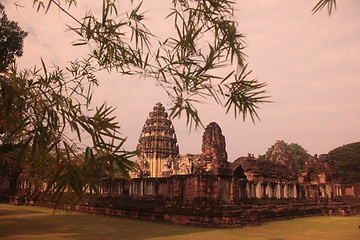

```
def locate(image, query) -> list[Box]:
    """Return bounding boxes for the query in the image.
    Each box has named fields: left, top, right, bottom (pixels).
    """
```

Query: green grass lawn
left=0, top=204, right=359, bottom=240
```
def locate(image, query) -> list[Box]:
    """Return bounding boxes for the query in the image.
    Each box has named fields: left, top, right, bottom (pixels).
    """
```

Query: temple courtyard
left=0, top=204, right=359, bottom=240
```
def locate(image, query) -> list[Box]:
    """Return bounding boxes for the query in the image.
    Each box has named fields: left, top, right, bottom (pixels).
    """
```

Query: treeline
left=329, top=142, right=360, bottom=184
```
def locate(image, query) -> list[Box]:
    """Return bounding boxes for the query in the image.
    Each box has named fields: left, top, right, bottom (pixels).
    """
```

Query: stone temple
left=134, top=103, right=233, bottom=178
left=4, top=102, right=360, bottom=228
left=135, top=102, right=179, bottom=178
left=133, top=102, right=199, bottom=177
left=129, top=103, right=346, bottom=202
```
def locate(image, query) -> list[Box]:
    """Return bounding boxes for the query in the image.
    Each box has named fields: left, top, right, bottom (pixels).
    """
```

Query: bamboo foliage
left=312, top=0, right=337, bottom=15
left=32, top=0, right=270, bottom=129
left=0, top=62, right=137, bottom=209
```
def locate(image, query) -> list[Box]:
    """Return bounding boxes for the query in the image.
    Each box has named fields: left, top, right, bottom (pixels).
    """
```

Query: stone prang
left=198, top=122, right=229, bottom=172
left=268, top=140, right=297, bottom=175
left=136, top=102, right=179, bottom=177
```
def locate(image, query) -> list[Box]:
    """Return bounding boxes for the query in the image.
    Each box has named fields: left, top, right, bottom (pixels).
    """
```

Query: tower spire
left=136, top=103, right=179, bottom=177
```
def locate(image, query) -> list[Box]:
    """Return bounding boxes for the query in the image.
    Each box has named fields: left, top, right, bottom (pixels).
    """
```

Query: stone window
left=112, top=181, right=121, bottom=195
left=144, top=181, right=155, bottom=196
left=132, top=181, right=142, bottom=195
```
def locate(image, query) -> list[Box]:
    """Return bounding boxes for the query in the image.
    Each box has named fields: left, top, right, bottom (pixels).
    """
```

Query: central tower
left=136, top=103, right=179, bottom=177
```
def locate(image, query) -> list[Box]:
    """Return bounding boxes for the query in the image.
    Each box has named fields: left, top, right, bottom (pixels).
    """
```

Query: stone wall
left=68, top=195, right=356, bottom=228
left=9, top=172, right=359, bottom=228
left=342, top=183, right=360, bottom=199
left=128, top=174, right=236, bottom=205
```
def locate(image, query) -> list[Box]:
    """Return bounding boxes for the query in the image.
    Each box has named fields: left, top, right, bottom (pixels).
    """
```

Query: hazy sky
left=4, top=0, right=360, bottom=161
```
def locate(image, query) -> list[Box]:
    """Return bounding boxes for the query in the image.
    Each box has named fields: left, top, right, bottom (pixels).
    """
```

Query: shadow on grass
left=0, top=204, right=210, bottom=240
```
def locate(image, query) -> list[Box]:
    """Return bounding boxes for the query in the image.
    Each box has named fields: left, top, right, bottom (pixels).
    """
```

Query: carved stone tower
left=136, top=103, right=179, bottom=177
left=198, top=122, right=229, bottom=172
left=268, top=140, right=297, bottom=174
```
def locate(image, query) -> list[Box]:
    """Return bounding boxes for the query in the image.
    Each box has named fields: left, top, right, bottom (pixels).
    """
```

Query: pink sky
left=4, top=0, right=360, bottom=161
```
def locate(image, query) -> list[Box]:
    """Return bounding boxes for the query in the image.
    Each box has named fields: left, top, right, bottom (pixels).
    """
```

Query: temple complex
left=128, top=104, right=345, bottom=204
left=3, top=102, right=359, bottom=228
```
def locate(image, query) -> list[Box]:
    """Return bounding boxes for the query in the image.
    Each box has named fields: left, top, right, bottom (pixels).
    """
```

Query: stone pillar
left=335, top=185, right=338, bottom=197
left=266, top=183, right=272, bottom=198
left=252, top=184, right=257, bottom=198
left=256, top=182, right=263, bottom=198
left=326, top=185, right=332, bottom=199
left=338, top=184, right=342, bottom=196
left=238, top=181, right=242, bottom=198
left=229, top=177, right=239, bottom=202
left=141, top=180, right=144, bottom=196
left=298, top=185, right=303, bottom=198
left=320, top=185, right=326, bottom=198
left=276, top=183, right=281, bottom=198
left=336, top=184, right=342, bottom=197
left=284, top=184, right=289, bottom=198
left=194, top=175, right=199, bottom=198
left=293, top=184, right=297, bottom=199
left=304, top=186, right=309, bottom=199
left=246, top=182, right=251, bottom=198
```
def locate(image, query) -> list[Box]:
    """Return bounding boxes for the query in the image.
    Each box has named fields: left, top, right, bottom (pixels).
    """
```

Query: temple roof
left=137, top=102, right=179, bottom=160
left=232, top=156, right=297, bottom=182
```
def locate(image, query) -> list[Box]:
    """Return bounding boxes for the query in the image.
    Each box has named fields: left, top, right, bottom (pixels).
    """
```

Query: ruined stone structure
left=299, top=154, right=342, bottom=200
left=131, top=105, right=344, bottom=204
left=135, top=114, right=232, bottom=178
left=231, top=141, right=343, bottom=201
left=267, top=140, right=297, bottom=174
left=196, top=122, right=229, bottom=173
left=231, top=140, right=299, bottom=199
left=6, top=102, right=359, bottom=228
left=135, top=103, right=179, bottom=177
left=134, top=102, right=205, bottom=178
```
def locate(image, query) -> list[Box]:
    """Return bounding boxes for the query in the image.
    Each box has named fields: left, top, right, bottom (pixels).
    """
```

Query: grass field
left=0, top=204, right=359, bottom=240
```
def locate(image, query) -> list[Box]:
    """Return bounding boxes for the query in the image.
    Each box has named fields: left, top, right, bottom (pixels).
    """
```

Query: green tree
left=287, top=143, right=311, bottom=173
left=0, top=3, right=29, bottom=195
left=328, top=142, right=360, bottom=184
left=0, top=3, right=28, bottom=72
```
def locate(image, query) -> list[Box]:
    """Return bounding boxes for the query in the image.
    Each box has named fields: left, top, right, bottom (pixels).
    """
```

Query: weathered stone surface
left=65, top=195, right=357, bottom=228
left=135, top=103, right=179, bottom=177
left=300, top=154, right=338, bottom=184
left=267, top=140, right=297, bottom=174
left=197, top=122, right=229, bottom=172
left=232, top=153, right=298, bottom=183
left=231, top=140, right=344, bottom=200
left=298, top=154, right=342, bottom=199
left=173, top=154, right=201, bottom=175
